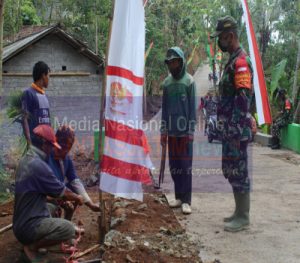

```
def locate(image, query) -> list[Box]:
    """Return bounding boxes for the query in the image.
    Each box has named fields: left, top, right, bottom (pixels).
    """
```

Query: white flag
left=100, top=0, right=153, bottom=202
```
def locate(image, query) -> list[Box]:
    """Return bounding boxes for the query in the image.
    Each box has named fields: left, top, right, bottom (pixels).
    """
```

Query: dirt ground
left=0, top=151, right=202, bottom=263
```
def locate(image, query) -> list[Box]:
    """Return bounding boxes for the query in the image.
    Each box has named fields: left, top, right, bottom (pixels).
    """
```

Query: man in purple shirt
left=22, top=61, right=51, bottom=146
left=13, top=125, right=84, bottom=262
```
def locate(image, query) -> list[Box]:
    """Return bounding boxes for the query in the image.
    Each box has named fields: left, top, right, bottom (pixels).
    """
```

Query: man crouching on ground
left=47, top=125, right=100, bottom=220
left=13, top=124, right=84, bottom=262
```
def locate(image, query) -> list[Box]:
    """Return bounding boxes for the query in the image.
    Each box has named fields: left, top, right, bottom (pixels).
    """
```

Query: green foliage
left=6, top=90, right=23, bottom=124
left=6, top=91, right=26, bottom=155
left=6, top=91, right=29, bottom=155
left=269, top=59, right=287, bottom=98
left=3, top=0, right=41, bottom=39
left=3, top=0, right=23, bottom=38
left=39, top=0, right=112, bottom=58
left=144, top=0, right=216, bottom=94
left=21, top=0, right=41, bottom=25
left=2, top=0, right=299, bottom=99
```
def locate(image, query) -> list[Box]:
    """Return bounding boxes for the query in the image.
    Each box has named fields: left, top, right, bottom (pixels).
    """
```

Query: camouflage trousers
left=222, top=140, right=250, bottom=193
left=271, top=117, right=289, bottom=138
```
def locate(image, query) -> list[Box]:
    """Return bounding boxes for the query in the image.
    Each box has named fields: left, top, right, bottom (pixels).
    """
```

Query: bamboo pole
left=98, top=0, right=115, bottom=248
left=73, top=244, right=100, bottom=259
left=0, top=223, right=13, bottom=234
left=212, top=38, right=217, bottom=93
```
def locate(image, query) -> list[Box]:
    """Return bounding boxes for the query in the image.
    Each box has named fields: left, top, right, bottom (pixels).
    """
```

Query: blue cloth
left=47, top=153, right=78, bottom=186
left=13, top=146, right=65, bottom=245
left=21, top=87, right=51, bottom=140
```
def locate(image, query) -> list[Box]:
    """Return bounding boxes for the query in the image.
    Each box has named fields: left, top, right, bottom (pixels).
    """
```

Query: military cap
left=211, top=15, right=238, bottom=38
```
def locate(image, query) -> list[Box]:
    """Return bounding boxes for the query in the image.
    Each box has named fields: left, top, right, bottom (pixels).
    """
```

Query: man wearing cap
left=211, top=16, right=253, bottom=232
left=13, top=124, right=84, bottom=262
left=47, top=125, right=100, bottom=220
left=160, top=47, right=196, bottom=214
left=22, top=61, right=51, bottom=146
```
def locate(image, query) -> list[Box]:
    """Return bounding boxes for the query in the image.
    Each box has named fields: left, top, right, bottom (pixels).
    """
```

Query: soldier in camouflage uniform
left=211, top=16, right=253, bottom=232
left=270, top=88, right=292, bottom=149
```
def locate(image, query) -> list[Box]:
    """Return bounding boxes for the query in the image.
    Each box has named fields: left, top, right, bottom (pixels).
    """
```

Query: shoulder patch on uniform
left=285, top=99, right=291, bottom=110
left=234, top=55, right=252, bottom=89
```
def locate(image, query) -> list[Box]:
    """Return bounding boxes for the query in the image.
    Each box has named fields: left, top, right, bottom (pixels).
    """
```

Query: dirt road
left=153, top=64, right=300, bottom=263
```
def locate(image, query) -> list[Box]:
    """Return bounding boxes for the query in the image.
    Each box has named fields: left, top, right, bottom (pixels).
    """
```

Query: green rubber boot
left=223, top=192, right=238, bottom=222
left=224, top=192, right=250, bottom=232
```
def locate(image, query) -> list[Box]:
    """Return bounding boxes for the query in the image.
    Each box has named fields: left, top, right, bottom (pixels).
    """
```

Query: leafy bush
left=6, top=91, right=28, bottom=155
left=6, top=90, right=23, bottom=124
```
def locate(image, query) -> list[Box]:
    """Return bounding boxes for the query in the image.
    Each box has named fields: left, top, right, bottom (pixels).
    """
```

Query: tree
left=20, top=0, right=41, bottom=25
left=0, top=0, right=298, bottom=104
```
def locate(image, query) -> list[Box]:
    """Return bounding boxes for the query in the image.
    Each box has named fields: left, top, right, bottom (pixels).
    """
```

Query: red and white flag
left=241, top=0, right=272, bottom=125
left=100, top=0, right=153, bottom=201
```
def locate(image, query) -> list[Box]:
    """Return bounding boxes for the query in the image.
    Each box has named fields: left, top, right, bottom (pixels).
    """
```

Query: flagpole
left=143, top=1, right=150, bottom=118
left=98, top=0, right=115, bottom=248
left=98, top=0, right=151, bottom=202
left=212, top=38, right=217, bottom=93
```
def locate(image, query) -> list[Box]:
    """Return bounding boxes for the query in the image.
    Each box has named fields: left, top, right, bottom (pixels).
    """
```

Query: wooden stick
left=212, top=37, right=217, bottom=92
left=108, top=194, right=113, bottom=231
left=0, top=223, right=12, bottom=234
left=98, top=0, right=115, bottom=247
left=73, top=244, right=100, bottom=259
left=159, top=142, right=167, bottom=187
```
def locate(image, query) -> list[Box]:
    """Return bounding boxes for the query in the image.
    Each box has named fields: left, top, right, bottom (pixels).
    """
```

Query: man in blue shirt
left=22, top=61, right=51, bottom=146
left=13, top=125, right=84, bottom=262
left=48, top=125, right=100, bottom=220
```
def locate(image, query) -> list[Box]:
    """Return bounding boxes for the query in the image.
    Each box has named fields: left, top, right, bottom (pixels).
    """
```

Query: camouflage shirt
left=218, top=47, right=253, bottom=141
left=276, top=98, right=293, bottom=124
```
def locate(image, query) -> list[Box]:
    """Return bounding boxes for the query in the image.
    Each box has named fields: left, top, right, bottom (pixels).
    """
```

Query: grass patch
left=0, top=164, right=13, bottom=204
left=0, top=192, right=12, bottom=205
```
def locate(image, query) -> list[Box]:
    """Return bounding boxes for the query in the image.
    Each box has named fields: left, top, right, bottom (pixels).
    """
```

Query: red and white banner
left=100, top=0, right=153, bottom=201
left=241, top=0, right=272, bottom=125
